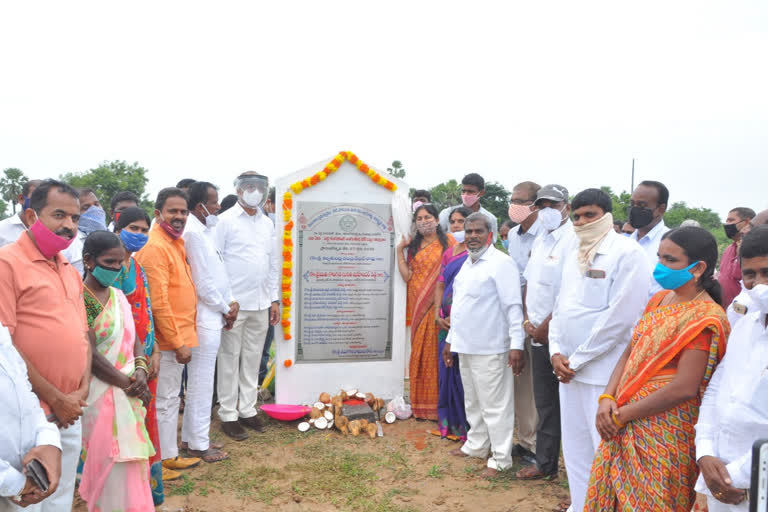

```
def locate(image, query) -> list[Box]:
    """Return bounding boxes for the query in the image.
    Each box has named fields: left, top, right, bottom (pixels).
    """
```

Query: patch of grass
left=427, top=464, right=444, bottom=479
left=463, top=464, right=480, bottom=476
left=197, top=486, right=209, bottom=497
left=168, top=474, right=195, bottom=496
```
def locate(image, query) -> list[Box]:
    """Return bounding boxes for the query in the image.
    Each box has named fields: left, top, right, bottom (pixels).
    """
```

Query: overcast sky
left=1, top=1, right=766, bottom=218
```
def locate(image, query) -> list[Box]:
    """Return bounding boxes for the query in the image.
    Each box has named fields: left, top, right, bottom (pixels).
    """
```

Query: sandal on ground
left=181, top=441, right=225, bottom=452
left=186, top=447, right=229, bottom=463
left=554, top=500, right=571, bottom=512
left=516, top=465, right=557, bottom=480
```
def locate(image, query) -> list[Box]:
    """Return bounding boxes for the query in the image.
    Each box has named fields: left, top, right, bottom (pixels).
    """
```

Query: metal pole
left=631, top=158, right=635, bottom=191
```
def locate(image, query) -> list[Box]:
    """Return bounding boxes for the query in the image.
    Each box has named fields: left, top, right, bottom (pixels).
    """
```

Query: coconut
left=348, top=420, right=361, bottom=436
left=309, top=408, right=323, bottom=420
left=358, top=419, right=369, bottom=429
left=384, top=412, right=396, bottom=424
left=335, top=416, right=349, bottom=435
left=308, top=418, right=315, bottom=425
left=298, top=422, right=310, bottom=432
left=366, top=423, right=377, bottom=439
left=355, top=392, right=367, bottom=400
left=346, top=389, right=358, bottom=397
left=323, top=410, right=334, bottom=422
left=318, top=392, right=331, bottom=404
left=327, top=420, right=334, bottom=430
left=364, top=392, right=375, bottom=406
left=313, top=402, right=325, bottom=410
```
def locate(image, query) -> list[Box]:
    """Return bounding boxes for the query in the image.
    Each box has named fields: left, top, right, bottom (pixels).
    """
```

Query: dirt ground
left=76, top=410, right=569, bottom=512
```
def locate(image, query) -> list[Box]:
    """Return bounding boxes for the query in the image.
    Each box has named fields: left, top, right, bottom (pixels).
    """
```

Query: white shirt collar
left=548, top=219, right=573, bottom=241
left=633, top=219, right=667, bottom=242
left=596, top=229, right=619, bottom=255
left=516, top=217, right=545, bottom=238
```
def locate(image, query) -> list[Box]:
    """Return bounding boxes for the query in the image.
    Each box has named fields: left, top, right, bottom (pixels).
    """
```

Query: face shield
left=234, top=174, right=269, bottom=209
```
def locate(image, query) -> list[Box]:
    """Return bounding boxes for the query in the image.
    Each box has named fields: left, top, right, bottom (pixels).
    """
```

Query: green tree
left=0, top=168, right=28, bottom=215
left=60, top=160, right=153, bottom=215
left=428, top=179, right=461, bottom=212
left=599, top=186, right=631, bottom=222
left=481, top=181, right=512, bottom=224
left=0, top=198, right=8, bottom=220
left=386, top=160, right=406, bottom=179
left=664, top=201, right=721, bottom=230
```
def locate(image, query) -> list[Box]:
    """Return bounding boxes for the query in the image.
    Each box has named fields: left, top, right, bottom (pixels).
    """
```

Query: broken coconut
left=327, top=420, right=334, bottom=430
left=323, top=410, right=334, bottom=422
left=364, top=392, right=375, bottom=407
left=346, top=388, right=358, bottom=397
left=313, top=402, right=325, bottom=410
left=384, top=412, right=396, bottom=424
left=336, top=416, right=349, bottom=435
left=315, top=417, right=328, bottom=429
left=355, top=392, right=367, bottom=400
left=297, top=422, right=310, bottom=432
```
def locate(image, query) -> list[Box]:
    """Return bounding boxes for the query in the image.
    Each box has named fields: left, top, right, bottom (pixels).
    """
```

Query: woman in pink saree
left=78, top=231, right=155, bottom=512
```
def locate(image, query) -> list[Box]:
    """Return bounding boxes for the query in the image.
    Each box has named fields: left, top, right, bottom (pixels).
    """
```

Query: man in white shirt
left=0, top=323, right=62, bottom=510
left=505, top=181, right=545, bottom=464
left=628, top=180, right=670, bottom=297
left=549, top=188, right=650, bottom=512
left=516, top=184, right=576, bottom=481
left=215, top=172, right=279, bottom=440
left=0, top=179, right=83, bottom=274
left=438, top=173, right=498, bottom=243
left=181, top=182, right=237, bottom=459
left=445, top=212, right=524, bottom=478
left=695, top=225, right=768, bottom=511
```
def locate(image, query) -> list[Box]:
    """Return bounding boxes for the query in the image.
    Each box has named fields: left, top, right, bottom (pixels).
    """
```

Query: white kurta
left=695, top=310, right=768, bottom=511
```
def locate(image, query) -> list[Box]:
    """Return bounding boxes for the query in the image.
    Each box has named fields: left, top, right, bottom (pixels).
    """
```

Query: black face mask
left=724, top=222, right=741, bottom=239
left=628, top=207, right=655, bottom=229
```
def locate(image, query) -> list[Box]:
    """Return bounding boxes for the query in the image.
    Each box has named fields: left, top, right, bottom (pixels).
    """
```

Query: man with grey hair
left=444, top=212, right=524, bottom=478
left=214, top=172, right=279, bottom=441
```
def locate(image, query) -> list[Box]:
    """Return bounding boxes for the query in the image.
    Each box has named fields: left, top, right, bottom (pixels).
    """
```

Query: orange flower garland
left=280, top=151, right=397, bottom=341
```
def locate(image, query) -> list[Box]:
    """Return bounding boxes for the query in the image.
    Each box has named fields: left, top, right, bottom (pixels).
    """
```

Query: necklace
left=663, top=289, right=706, bottom=306
left=83, top=281, right=108, bottom=307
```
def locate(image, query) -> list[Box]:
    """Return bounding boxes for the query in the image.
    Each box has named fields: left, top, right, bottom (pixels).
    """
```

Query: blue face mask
left=652, top=261, right=699, bottom=290
left=501, top=239, right=509, bottom=250
left=119, top=229, right=149, bottom=252
left=22, top=196, right=31, bottom=210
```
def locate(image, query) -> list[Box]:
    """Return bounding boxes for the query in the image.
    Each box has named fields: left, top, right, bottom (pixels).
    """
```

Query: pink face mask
left=508, top=204, right=533, bottom=224
left=416, top=219, right=437, bottom=235
left=158, top=214, right=183, bottom=240
left=461, top=193, right=479, bottom=207
left=28, top=216, right=75, bottom=259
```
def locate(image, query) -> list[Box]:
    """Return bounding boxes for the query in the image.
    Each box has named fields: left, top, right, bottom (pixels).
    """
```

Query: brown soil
left=76, top=413, right=568, bottom=512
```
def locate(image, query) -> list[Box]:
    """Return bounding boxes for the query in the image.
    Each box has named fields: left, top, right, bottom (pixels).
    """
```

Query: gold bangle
left=598, top=394, right=616, bottom=404
left=611, top=412, right=624, bottom=428
left=523, top=320, right=531, bottom=327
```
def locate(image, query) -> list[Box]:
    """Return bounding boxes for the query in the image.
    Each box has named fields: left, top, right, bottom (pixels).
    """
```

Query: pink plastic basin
left=260, top=404, right=312, bottom=421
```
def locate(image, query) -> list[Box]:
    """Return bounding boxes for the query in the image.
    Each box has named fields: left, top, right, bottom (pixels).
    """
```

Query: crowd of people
left=399, top=174, right=768, bottom=512
left=0, top=168, right=766, bottom=511
left=0, top=175, right=277, bottom=511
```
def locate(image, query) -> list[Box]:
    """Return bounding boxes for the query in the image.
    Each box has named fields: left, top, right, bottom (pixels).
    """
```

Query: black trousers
left=531, top=344, right=561, bottom=474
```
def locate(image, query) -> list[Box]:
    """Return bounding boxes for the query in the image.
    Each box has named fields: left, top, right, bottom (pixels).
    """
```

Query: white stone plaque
left=296, top=202, right=394, bottom=362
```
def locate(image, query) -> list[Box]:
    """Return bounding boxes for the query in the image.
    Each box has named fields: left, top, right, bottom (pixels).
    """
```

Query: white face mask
left=242, top=189, right=263, bottom=208
left=538, top=205, right=566, bottom=232
left=452, top=230, right=465, bottom=243
left=468, top=242, right=490, bottom=261
left=747, top=283, right=768, bottom=315
left=202, top=205, right=219, bottom=228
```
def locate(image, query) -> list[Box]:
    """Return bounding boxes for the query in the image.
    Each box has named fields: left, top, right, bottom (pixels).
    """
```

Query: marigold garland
left=280, top=151, right=397, bottom=341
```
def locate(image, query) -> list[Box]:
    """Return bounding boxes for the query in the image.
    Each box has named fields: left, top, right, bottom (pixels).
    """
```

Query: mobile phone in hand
left=751, top=439, right=768, bottom=512
left=24, top=459, right=49, bottom=493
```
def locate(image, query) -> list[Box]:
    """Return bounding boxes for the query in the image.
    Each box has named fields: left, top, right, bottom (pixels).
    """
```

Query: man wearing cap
left=515, top=185, right=576, bottom=482
left=505, top=181, right=546, bottom=465
left=215, top=172, right=279, bottom=441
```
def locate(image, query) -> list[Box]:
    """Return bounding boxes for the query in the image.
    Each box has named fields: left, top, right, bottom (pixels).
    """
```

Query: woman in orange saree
left=585, top=227, right=729, bottom=512
left=397, top=203, right=454, bottom=419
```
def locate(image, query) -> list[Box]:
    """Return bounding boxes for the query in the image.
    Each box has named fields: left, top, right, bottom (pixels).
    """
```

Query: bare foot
left=480, top=467, right=498, bottom=479
left=450, top=447, right=469, bottom=457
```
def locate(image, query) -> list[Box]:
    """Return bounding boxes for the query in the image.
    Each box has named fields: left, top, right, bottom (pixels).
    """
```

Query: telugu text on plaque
left=296, top=202, right=395, bottom=362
